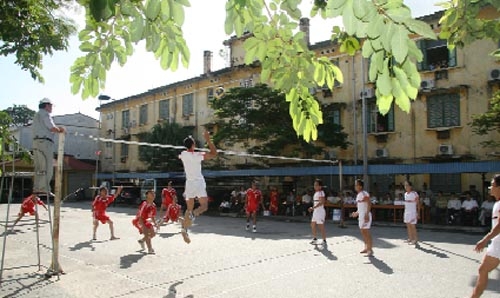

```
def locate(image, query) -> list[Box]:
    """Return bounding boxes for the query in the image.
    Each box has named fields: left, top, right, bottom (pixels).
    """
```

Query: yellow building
left=98, top=9, right=500, bottom=198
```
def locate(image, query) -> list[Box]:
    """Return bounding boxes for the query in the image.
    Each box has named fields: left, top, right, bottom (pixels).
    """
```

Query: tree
left=2, top=105, right=36, bottom=126
left=0, top=0, right=77, bottom=82
left=2, top=0, right=499, bottom=142
left=470, top=91, right=500, bottom=148
left=211, top=84, right=349, bottom=161
left=136, top=122, right=191, bottom=171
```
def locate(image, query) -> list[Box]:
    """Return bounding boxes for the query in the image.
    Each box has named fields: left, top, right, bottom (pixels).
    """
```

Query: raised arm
left=203, top=130, right=217, bottom=160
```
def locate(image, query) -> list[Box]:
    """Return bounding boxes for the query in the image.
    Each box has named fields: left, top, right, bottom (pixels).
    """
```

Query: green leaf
left=130, top=17, right=145, bottom=42
left=171, top=0, right=185, bottom=25
left=376, top=94, right=394, bottom=115
left=377, top=62, right=392, bottom=95
left=391, top=27, right=409, bottom=63
left=342, top=1, right=356, bottom=36
left=145, top=0, right=161, bottom=20
left=406, top=19, right=437, bottom=39
left=392, top=77, right=411, bottom=113
left=79, top=41, right=95, bottom=52
left=161, top=0, right=171, bottom=19
left=175, top=0, right=191, bottom=7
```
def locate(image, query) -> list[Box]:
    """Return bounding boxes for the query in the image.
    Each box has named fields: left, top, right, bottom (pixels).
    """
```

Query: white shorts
left=404, top=211, right=418, bottom=224
left=184, top=179, right=207, bottom=200
left=486, top=238, right=500, bottom=259
left=311, top=208, right=326, bottom=224
left=358, top=212, right=372, bottom=229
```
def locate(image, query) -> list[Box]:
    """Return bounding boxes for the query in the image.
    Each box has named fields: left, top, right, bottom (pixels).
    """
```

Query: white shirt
left=313, top=190, right=325, bottom=209
left=179, top=151, right=205, bottom=180
left=404, top=191, right=419, bottom=213
left=492, top=201, right=500, bottom=242
left=461, top=199, right=478, bottom=210
left=447, top=198, right=462, bottom=210
left=481, top=200, right=495, bottom=211
left=356, top=190, right=370, bottom=216
left=302, top=193, right=312, bottom=204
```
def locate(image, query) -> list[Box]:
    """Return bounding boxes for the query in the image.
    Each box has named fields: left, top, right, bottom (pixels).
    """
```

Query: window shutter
left=448, top=47, right=457, bottom=67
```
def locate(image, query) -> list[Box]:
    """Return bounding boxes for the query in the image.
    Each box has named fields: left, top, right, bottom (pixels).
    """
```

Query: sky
left=0, top=0, right=442, bottom=120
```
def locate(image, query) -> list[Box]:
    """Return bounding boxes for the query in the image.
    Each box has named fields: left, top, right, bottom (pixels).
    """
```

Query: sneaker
left=246, top=224, right=250, bottom=231
left=138, top=240, right=145, bottom=251
left=322, top=240, right=327, bottom=245
left=310, top=238, right=317, bottom=245
left=181, top=228, right=191, bottom=244
left=252, top=226, right=257, bottom=233
left=189, top=212, right=196, bottom=222
left=147, top=249, right=155, bottom=255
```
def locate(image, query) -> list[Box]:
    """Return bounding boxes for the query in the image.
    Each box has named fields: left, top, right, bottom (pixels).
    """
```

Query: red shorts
left=94, top=212, right=110, bottom=224
left=164, top=204, right=180, bottom=222
left=21, top=206, right=36, bottom=216
left=132, top=218, right=154, bottom=234
left=246, top=203, right=258, bottom=214
left=162, top=197, right=173, bottom=208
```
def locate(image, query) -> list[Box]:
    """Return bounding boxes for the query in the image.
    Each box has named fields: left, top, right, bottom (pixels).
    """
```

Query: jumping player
left=157, top=181, right=178, bottom=228
left=92, top=185, right=122, bottom=241
left=132, top=190, right=158, bottom=254
left=11, top=194, right=48, bottom=229
left=308, top=179, right=326, bottom=245
left=351, top=179, right=373, bottom=256
left=179, top=131, right=217, bottom=243
left=245, top=180, right=264, bottom=233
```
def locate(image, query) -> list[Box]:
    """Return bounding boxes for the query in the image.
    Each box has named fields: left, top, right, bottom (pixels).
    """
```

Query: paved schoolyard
left=0, top=202, right=499, bottom=298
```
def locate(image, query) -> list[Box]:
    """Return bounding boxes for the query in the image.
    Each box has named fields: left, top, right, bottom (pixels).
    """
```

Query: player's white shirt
left=492, top=201, right=500, bottom=242
left=179, top=151, right=205, bottom=180
left=356, top=190, right=370, bottom=216
left=404, top=191, right=419, bottom=213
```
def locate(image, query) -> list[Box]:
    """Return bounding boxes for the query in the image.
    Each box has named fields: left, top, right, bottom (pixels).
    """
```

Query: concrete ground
left=0, top=201, right=499, bottom=298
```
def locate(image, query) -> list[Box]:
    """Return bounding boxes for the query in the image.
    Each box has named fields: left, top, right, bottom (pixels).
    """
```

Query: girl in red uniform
left=132, top=190, right=158, bottom=254
left=92, top=185, right=122, bottom=241
left=11, top=194, right=48, bottom=228
left=245, top=181, right=264, bottom=233
left=269, top=187, right=279, bottom=215
left=157, top=181, right=178, bottom=228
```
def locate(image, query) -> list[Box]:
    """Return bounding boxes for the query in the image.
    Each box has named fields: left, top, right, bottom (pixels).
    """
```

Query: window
left=416, top=39, right=457, bottom=71
left=367, top=99, right=394, bottom=133
left=207, top=88, right=214, bottom=105
left=122, top=110, right=130, bottom=129
left=182, top=93, right=194, bottom=116
left=430, top=173, right=461, bottom=194
left=427, top=93, right=460, bottom=128
left=326, top=109, right=341, bottom=132
left=159, top=99, right=170, bottom=120
left=139, top=104, right=148, bottom=125
left=120, top=143, right=129, bottom=163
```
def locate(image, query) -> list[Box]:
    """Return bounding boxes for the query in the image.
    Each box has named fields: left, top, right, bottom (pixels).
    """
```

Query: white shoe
left=252, top=226, right=257, bottom=233
left=246, top=224, right=250, bottom=231
left=310, top=238, right=317, bottom=245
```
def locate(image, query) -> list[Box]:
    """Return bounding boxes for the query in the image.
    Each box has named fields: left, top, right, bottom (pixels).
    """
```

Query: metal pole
left=361, top=57, right=369, bottom=185
left=0, top=139, right=14, bottom=284
left=47, top=133, right=65, bottom=276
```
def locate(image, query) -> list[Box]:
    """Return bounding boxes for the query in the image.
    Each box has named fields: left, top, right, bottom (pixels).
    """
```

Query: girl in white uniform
left=471, top=174, right=500, bottom=298
left=404, top=181, right=420, bottom=245
left=351, top=179, right=373, bottom=256
left=308, top=179, right=326, bottom=245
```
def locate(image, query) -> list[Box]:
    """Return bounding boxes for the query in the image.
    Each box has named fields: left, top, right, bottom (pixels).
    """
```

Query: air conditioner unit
left=360, top=87, right=375, bottom=99
left=420, top=79, right=435, bottom=90
left=488, top=68, right=500, bottom=81
left=375, top=148, right=388, bottom=158
left=439, top=144, right=453, bottom=155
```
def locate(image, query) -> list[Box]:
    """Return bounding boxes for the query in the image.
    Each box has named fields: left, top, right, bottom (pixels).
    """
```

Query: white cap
left=40, top=98, right=52, bottom=105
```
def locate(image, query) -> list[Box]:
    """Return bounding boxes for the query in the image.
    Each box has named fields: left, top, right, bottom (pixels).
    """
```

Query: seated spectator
left=478, top=196, right=495, bottom=226
left=219, top=200, right=231, bottom=213
left=394, top=193, right=404, bottom=205
left=343, top=191, right=355, bottom=204
left=434, top=190, right=448, bottom=224
left=461, top=191, right=479, bottom=225
left=447, top=192, right=462, bottom=224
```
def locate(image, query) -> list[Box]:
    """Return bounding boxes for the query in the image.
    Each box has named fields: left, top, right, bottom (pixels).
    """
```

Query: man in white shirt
left=479, top=196, right=495, bottom=226
left=462, top=192, right=479, bottom=225
left=447, top=193, right=462, bottom=225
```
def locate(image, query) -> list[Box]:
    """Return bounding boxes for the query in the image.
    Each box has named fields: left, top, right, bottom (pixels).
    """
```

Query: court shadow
left=119, top=253, right=146, bottom=269
left=69, top=240, right=95, bottom=251
left=314, top=243, right=337, bottom=261
left=364, top=255, right=394, bottom=274
left=415, top=242, right=449, bottom=258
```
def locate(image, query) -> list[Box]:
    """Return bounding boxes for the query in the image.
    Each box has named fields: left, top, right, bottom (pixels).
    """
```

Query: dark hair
left=355, top=179, right=364, bottom=187
left=99, top=186, right=107, bottom=192
left=315, top=178, right=323, bottom=186
left=168, top=181, right=173, bottom=186
left=39, top=103, right=50, bottom=109
left=405, top=181, right=413, bottom=187
left=183, top=136, right=195, bottom=149
left=493, top=174, right=500, bottom=187
left=145, top=189, right=155, bottom=195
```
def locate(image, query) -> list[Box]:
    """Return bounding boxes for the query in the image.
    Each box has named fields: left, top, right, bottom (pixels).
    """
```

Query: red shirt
left=21, top=195, right=45, bottom=213
left=138, top=202, right=157, bottom=221
left=246, top=188, right=262, bottom=207
left=161, top=187, right=177, bottom=206
left=92, top=195, right=115, bottom=215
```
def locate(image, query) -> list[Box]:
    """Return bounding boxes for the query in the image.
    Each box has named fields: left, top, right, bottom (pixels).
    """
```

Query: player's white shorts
left=311, top=208, right=326, bottom=224
left=404, top=211, right=418, bottom=224
left=184, top=179, right=207, bottom=199
left=358, top=212, right=372, bottom=229
left=486, top=238, right=500, bottom=259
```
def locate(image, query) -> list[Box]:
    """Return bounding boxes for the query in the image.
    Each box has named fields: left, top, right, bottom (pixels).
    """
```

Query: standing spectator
left=470, top=174, right=500, bottom=298
left=32, top=98, right=65, bottom=195
left=286, top=190, right=295, bottom=215
left=404, top=181, right=420, bottom=245
left=92, top=186, right=122, bottom=241
left=245, top=181, right=264, bottom=233
left=479, top=196, right=495, bottom=227
left=157, top=181, right=177, bottom=227
left=434, top=191, right=448, bottom=224
left=178, top=131, right=217, bottom=244
left=132, top=190, right=158, bottom=254
left=447, top=192, right=462, bottom=224
left=269, top=187, right=279, bottom=215
left=308, top=179, right=326, bottom=245
left=11, top=194, right=48, bottom=229
left=351, top=179, right=373, bottom=256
